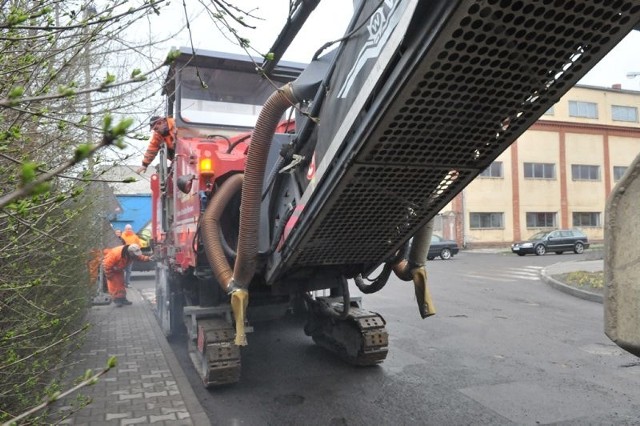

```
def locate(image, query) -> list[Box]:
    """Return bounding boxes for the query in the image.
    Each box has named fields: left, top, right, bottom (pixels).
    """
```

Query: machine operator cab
left=151, top=48, right=306, bottom=248
left=162, top=47, right=305, bottom=137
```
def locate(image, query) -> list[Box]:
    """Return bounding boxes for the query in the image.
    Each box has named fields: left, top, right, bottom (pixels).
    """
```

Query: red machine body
left=151, top=133, right=249, bottom=271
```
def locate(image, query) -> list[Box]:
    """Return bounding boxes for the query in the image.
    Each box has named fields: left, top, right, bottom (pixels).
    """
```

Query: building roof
left=111, top=194, right=152, bottom=234
left=96, top=165, right=152, bottom=195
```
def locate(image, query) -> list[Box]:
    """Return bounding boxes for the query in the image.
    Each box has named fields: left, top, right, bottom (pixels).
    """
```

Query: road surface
left=136, top=252, right=640, bottom=425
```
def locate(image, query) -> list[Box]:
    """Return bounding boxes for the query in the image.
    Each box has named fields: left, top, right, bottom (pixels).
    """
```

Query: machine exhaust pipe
left=392, top=219, right=436, bottom=318
left=393, top=220, right=434, bottom=281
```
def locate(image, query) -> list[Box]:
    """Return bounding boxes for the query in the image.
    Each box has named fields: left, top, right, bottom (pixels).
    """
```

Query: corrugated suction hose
left=201, top=173, right=243, bottom=291
left=233, top=84, right=297, bottom=288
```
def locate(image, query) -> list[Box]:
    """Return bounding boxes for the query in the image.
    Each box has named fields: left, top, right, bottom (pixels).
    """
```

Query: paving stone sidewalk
left=48, top=285, right=209, bottom=425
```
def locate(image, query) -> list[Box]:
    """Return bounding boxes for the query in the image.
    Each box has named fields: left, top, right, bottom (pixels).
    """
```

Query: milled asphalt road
left=45, top=247, right=629, bottom=426
left=132, top=251, right=640, bottom=426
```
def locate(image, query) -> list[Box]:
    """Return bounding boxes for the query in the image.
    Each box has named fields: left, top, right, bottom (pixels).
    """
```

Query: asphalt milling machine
left=148, top=0, right=640, bottom=387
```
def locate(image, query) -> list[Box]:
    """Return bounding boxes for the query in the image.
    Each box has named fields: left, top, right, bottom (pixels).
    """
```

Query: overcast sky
left=149, top=0, right=640, bottom=89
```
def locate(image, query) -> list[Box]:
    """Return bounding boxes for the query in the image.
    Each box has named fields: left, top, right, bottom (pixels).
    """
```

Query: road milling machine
left=148, top=0, right=640, bottom=386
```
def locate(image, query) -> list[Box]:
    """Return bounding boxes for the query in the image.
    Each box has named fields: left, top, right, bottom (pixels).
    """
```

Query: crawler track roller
left=305, top=297, right=389, bottom=366
left=192, top=318, right=241, bottom=387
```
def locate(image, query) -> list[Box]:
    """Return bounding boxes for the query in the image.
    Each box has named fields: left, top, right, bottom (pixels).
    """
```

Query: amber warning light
left=199, top=157, right=214, bottom=174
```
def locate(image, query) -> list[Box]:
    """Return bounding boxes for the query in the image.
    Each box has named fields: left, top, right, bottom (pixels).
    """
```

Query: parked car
left=427, top=235, right=460, bottom=260
left=511, top=229, right=589, bottom=256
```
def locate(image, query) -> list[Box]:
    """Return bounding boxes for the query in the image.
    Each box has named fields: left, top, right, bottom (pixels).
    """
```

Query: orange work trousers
left=106, top=272, right=126, bottom=300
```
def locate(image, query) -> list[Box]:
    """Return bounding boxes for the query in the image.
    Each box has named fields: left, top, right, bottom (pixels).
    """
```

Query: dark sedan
left=511, top=229, right=590, bottom=256
left=427, top=235, right=460, bottom=260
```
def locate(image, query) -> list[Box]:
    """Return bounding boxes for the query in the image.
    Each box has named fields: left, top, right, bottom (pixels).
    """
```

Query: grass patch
left=554, top=271, right=604, bottom=293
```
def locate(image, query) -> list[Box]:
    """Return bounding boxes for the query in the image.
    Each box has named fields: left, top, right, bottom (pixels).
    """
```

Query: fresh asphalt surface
left=137, top=252, right=640, bottom=425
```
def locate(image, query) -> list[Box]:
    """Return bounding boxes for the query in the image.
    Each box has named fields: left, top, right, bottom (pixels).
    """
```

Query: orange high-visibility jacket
left=102, top=245, right=131, bottom=277
left=121, top=229, right=142, bottom=246
left=102, top=245, right=149, bottom=276
left=142, top=117, right=176, bottom=167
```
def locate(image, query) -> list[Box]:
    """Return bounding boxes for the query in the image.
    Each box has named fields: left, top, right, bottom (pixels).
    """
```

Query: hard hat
left=149, top=115, right=162, bottom=129
left=124, top=224, right=133, bottom=231
left=128, top=244, right=142, bottom=257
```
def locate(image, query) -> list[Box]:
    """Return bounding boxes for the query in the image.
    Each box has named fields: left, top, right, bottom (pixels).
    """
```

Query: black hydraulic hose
left=226, top=134, right=251, bottom=154
left=207, top=134, right=232, bottom=151
left=304, top=278, right=350, bottom=320
left=311, top=0, right=383, bottom=61
left=292, top=0, right=368, bottom=152
left=354, top=240, right=407, bottom=294
left=355, top=263, right=393, bottom=294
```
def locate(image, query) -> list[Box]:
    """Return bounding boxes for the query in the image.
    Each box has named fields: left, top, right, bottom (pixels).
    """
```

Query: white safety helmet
left=128, top=244, right=142, bottom=257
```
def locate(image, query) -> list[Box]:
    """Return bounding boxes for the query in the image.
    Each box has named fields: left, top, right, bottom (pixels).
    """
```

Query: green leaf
left=74, top=144, right=92, bottom=162
left=20, top=162, right=38, bottom=185
left=164, top=49, right=181, bottom=65
left=100, top=72, right=116, bottom=91
left=8, top=86, right=24, bottom=99
left=83, top=369, right=93, bottom=381
left=30, top=182, right=50, bottom=195
left=102, top=114, right=113, bottom=133
left=57, top=85, right=76, bottom=97
left=107, top=356, right=117, bottom=368
left=112, top=118, right=133, bottom=135
left=7, top=9, right=29, bottom=26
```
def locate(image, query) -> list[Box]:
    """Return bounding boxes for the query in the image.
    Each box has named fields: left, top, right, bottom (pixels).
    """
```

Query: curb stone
left=540, top=268, right=603, bottom=304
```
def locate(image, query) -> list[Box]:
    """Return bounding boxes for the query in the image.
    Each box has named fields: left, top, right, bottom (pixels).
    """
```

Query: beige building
left=439, top=85, right=640, bottom=248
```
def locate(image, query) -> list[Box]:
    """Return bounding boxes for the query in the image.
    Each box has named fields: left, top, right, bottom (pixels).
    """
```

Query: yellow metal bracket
left=230, top=289, right=249, bottom=346
left=412, top=267, right=436, bottom=318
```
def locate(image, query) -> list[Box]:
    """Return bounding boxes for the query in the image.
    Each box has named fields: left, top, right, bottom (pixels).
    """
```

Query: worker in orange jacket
left=103, top=244, right=150, bottom=306
left=136, top=116, right=175, bottom=174
left=121, top=224, right=143, bottom=288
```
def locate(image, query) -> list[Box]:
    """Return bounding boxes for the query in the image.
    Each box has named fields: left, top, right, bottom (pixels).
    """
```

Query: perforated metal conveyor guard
left=280, top=0, right=640, bottom=274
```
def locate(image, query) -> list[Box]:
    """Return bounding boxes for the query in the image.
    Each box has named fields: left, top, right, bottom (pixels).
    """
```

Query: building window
left=523, top=162, right=555, bottom=179
left=573, top=212, right=601, bottom=227
left=544, top=106, right=555, bottom=115
left=571, top=164, right=600, bottom=181
left=613, top=166, right=628, bottom=182
left=526, top=212, right=557, bottom=228
left=569, top=101, right=598, bottom=118
left=470, top=212, right=504, bottom=229
left=612, top=105, right=638, bottom=122
left=479, top=161, right=503, bottom=178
